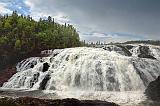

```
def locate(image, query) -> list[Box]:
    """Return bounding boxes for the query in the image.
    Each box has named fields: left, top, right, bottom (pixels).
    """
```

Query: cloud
left=24, top=0, right=51, bottom=20
left=80, top=32, right=146, bottom=43
left=92, top=33, right=107, bottom=38
left=0, top=2, right=12, bottom=14
left=0, top=0, right=30, bottom=16
left=0, top=0, right=160, bottom=42
left=24, top=0, right=71, bottom=24
left=52, top=12, right=71, bottom=24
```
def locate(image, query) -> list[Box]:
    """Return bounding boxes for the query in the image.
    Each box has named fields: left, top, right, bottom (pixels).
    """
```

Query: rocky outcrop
left=125, top=45, right=134, bottom=50
left=102, top=45, right=132, bottom=56
left=145, top=76, right=160, bottom=101
left=138, top=46, right=156, bottom=59
left=39, top=75, right=51, bottom=90
left=42, top=63, right=50, bottom=72
left=0, top=97, right=119, bottom=106
left=116, top=45, right=132, bottom=56
left=30, top=73, right=40, bottom=88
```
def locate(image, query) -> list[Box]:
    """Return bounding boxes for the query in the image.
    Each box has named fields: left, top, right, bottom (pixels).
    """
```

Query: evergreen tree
left=0, top=11, right=82, bottom=71
left=48, top=16, right=52, bottom=23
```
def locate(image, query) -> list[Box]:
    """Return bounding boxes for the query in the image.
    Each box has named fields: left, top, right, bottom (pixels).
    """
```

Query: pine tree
left=48, top=16, right=52, bottom=23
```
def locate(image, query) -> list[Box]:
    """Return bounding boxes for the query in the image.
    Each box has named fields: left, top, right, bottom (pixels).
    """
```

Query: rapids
left=1, top=44, right=160, bottom=105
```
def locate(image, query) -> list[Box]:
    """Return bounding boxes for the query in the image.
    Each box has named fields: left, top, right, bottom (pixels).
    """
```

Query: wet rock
left=49, top=57, right=54, bottom=63
left=145, top=76, right=160, bottom=101
left=39, top=75, right=51, bottom=90
left=103, top=45, right=132, bottom=56
left=25, top=60, right=37, bottom=69
left=39, top=58, right=44, bottom=62
left=53, top=53, right=59, bottom=57
left=30, top=73, right=40, bottom=88
left=125, top=45, right=134, bottom=50
left=133, top=62, right=150, bottom=87
left=103, top=47, right=112, bottom=51
left=102, top=47, right=108, bottom=50
left=138, top=46, right=156, bottom=59
left=66, top=55, right=70, bottom=61
left=116, top=45, right=132, bottom=56
left=30, top=64, right=34, bottom=68
left=0, top=97, right=120, bottom=106
left=42, top=63, right=50, bottom=72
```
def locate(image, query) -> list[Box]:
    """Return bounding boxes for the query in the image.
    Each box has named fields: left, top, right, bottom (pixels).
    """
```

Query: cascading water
left=2, top=44, right=160, bottom=105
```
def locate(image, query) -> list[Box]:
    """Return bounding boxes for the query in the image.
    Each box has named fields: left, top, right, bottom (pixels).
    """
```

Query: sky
left=0, top=0, right=160, bottom=43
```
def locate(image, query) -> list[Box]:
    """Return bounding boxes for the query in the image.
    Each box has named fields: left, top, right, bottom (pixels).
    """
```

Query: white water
left=2, top=44, right=160, bottom=105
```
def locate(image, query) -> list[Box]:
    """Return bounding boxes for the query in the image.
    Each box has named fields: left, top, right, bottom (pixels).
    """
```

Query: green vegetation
left=0, top=11, right=81, bottom=70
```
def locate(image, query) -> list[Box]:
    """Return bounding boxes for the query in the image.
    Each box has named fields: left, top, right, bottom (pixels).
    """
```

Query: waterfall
left=2, top=44, right=160, bottom=92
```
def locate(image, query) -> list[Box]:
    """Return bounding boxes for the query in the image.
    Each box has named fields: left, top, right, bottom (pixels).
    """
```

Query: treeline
left=85, top=40, right=160, bottom=47
left=123, top=40, right=160, bottom=45
left=0, top=11, right=81, bottom=70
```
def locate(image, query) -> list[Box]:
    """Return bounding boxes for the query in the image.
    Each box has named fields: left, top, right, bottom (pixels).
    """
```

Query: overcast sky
left=0, top=0, right=160, bottom=43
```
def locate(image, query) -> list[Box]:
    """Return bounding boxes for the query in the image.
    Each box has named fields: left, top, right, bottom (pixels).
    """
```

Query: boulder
left=116, top=45, right=132, bottom=56
left=138, top=46, right=156, bottom=59
left=39, top=75, right=51, bottom=90
left=145, top=76, right=160, bottom=101
left=42, top=63, right=50, bottom=72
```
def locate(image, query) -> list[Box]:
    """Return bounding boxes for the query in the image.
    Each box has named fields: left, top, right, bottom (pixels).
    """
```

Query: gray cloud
left=2, top=0, right=160, bottom=42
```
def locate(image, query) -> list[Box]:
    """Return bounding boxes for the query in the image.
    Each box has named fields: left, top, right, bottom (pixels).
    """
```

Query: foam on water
left=2, top=44, right=160, bottom=105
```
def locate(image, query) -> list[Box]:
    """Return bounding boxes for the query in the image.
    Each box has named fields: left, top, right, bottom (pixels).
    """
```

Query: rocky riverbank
left=0, top=97, right=119, bottom=106
left=145, top=76, right=160, bottom=101
left=0, top=66, right=16, bottom=87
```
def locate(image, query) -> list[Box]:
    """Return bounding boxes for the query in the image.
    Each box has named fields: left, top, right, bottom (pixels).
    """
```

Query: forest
left=123, top=40, right=160, bottom=45
left=0, top=11, right=81, bottom=71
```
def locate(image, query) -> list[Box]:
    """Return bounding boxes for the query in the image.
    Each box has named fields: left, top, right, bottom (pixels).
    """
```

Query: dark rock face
left=42, top=62, right=50, bottom=72
left=125, top=45, right=134, bottom=50
left=145, top=76, right=160, bottom=101
left=29, top=60, right=37, bottom=68
left=116, top=45, right=132, bottom=56
left=138, top=46, right=156, bottom=59
left=30, top=64, right=35, bottom=68
left=0, top=66, right=16, bottom=87
left=99, top=45, right=157, bottom=60
left=39, top=75, right=51, bottom=90
left=132, top=62, right=150, bottom=87
left=0, top=97, right=120, bottom=106
left=103, top=45, right=132, bottom=56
